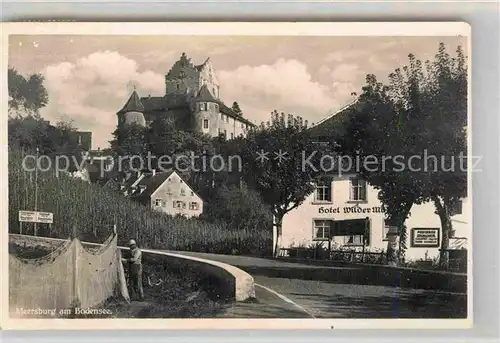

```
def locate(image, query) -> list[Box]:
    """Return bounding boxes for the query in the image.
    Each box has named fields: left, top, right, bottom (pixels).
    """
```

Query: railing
left=279, top=247, right=385, bottom=264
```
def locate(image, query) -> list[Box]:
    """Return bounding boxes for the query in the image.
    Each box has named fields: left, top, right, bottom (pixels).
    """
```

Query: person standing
left=122, top=239, right=144, bottom=301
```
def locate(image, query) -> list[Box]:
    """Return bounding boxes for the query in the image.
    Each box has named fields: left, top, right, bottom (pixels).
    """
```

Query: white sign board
left=411, top=228, right=439, bottom=247
left=19, top=211, right=37, bottom=223
left=18, top=211, right=53, bottom=224
left=36, top=212, right=54, bottom=223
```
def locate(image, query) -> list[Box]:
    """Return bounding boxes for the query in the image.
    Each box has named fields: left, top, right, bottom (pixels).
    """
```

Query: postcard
left=1, top=22, right=472, bottom=330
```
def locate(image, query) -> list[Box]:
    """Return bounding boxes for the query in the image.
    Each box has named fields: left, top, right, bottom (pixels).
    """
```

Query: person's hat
left=128, top=239, right=137, bottom=247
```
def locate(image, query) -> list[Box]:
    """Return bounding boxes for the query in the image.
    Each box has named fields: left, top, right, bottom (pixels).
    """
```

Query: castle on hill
left=117, top=52, right=255, bottom=139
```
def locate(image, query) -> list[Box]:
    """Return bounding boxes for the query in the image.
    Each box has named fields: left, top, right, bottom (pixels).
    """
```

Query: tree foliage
left=231, top=101, right=243, bottom=116
left=339, top=43, right=467, bottom=266
left=8, top=67, right=49, bottom=117
left=240, top=110, right=327, bottom=256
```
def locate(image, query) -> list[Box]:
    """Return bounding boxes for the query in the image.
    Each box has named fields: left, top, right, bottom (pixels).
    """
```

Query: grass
left=8, top=147, right=272, bottom=256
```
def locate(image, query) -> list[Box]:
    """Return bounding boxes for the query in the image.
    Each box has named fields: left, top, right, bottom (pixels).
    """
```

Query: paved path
left=172, top=251, right=467, bottom=319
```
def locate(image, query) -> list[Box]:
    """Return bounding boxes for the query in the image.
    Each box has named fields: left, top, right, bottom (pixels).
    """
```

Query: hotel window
left=189, top=202, right=199, bottom=210
left=154, top=199, right=162, bottom=207
left=314, top=182, right=332, bottom=202
left=313, top=220, right=331, bottom=240
left=344, top=235, right=364, bottom=246
left=350, top=178, right=367, bottom=201
left=203, top=119, right=209, bottom=129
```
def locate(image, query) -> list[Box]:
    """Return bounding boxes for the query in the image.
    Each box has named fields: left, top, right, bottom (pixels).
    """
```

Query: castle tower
left=164, top=53, right=220, bottom=99
left=117, top=89, right=146, bottom=127
left=191, top=84, right=218, bottom=135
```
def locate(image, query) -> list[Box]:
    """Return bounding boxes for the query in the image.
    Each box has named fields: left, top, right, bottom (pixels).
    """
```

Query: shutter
left=364, top=218, right=371, bottom=246
left=361, top=180, right=367, bottom=200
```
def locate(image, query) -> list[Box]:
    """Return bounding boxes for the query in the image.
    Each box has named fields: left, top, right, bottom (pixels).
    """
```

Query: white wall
left=281, top=174, right=469, bottom=261
left=150, top=172, right=203, bottom=218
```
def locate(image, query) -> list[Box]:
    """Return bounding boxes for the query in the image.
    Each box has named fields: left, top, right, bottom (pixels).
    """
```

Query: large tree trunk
left=273, top=215, right=284, bottom=258
left=433, top=195, right=452, bottom=269
left=385, top=202, right=412, bottom=266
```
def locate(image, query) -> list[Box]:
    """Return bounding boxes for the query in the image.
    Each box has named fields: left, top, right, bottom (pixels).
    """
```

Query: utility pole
left=34, top=147, right=39, bottom=236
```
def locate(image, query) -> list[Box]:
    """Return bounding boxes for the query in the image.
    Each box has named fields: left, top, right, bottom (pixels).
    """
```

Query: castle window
left=203, top=119, right=209, bottom=129
left=230, top=133, right=234, bottom=139
left=176, top=84, right=180, bottom=90
left=224, top=130, right=227, bottom=138
left=215, top=104, right=219, bottom=111
left=200, top=103, right=206, bottom=111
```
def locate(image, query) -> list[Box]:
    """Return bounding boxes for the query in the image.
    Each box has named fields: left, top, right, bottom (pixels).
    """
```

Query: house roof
left=129, top=170, right=174, bottom=202
left=118, top=90, right=145, bottom=114
left=307, top=97, right=360, bottom=138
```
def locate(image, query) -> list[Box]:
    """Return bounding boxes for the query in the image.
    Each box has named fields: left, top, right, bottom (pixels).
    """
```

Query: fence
left=9, top=233, right=129, bottom=317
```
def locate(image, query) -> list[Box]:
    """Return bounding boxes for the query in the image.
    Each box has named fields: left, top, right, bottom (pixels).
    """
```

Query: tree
left=231, top=101, right=243, bottom=116
left=240, top=111, right=326, bottom=257
left=419, top=44, right=468, bottom=267
left=203, top=183, right=272, bottom=236
left=110, top=123, right=148, bottom=171
left=8, top=67, right=48, bottom=117
left=339, top=43, right=467, bottom=266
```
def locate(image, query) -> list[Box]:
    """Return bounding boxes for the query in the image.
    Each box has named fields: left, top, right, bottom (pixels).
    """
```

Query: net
left=9, top=234, right=130, bottom=317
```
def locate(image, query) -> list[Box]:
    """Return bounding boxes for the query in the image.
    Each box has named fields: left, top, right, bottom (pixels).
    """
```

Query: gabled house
left=121, top=170, right=204, bottom=218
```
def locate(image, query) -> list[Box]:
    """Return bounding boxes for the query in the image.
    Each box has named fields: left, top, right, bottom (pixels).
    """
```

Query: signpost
left=18, top=210, right=53, bottom=235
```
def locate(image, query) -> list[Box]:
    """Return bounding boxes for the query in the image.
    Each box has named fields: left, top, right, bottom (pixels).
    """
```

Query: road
left=173, top=252, right=467, bottom=319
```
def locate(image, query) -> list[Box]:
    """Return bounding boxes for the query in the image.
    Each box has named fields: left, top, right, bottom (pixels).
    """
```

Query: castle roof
left=139, top=93, right=256, bottom=128
left=195, top=57, right=210, bottom=71
left=194, top=85, right=217, bottom=102
left=118, top=90, right=145, bottom=114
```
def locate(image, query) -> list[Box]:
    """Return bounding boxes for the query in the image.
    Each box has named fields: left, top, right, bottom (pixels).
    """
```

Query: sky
left=8, top=35, right=467, bottom=149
